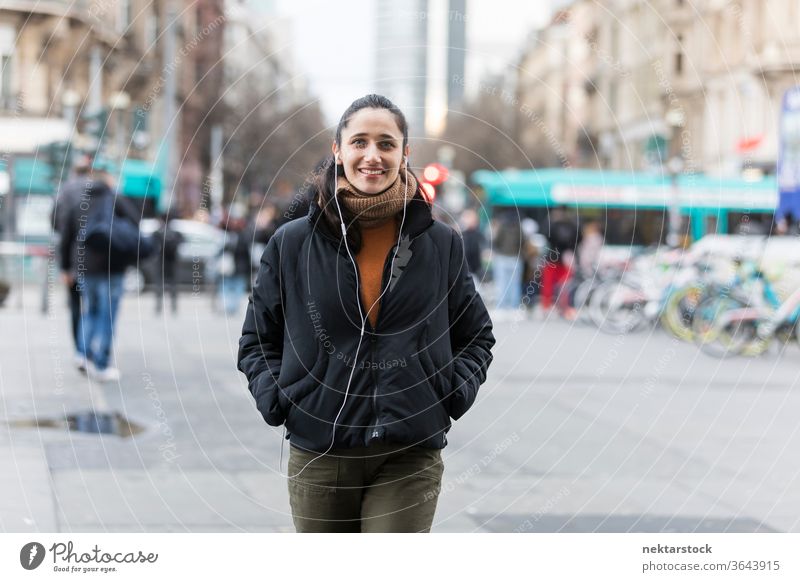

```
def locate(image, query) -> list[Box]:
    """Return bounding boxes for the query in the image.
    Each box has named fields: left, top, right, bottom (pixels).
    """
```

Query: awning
left=473, top=168, right=778, bottom=212
left=1, top=157, right=55, bottom=194
left=119, top=159, right=162, bottom=199
left=736, top=134, right=765, bottom=153
left=0, top=157, right=162, bottom=198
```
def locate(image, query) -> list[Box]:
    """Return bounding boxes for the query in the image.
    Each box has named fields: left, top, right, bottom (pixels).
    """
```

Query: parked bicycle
left=692, top=261, right=798, bottom=357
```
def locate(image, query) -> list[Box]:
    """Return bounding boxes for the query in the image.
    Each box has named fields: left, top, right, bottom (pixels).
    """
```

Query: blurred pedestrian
left=155, top=210, right=183, bottom=315
left=238, top=94, right=495, bottom=533
left=59, top=165, right=146, bottom=382
left=520, top=218, right=541, bottom=309
left=491, top=210, right=524, bottom=313
left=577, top=221, right=604, bottom=277
left=218, top=219, right=250, bottom=315
left=460, top=208, right=486, bottom=281
left=541, top=207, right=579, bottom=311
left=247, top=203, right=278, bottom=271
left=51, top=156, right=92, bottom=359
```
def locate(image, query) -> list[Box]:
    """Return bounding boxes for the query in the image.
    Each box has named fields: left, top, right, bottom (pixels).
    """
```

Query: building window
left=675, top=34, right=684, bottom=76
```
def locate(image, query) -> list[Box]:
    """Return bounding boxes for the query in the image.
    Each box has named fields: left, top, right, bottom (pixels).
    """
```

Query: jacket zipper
left=368, top=242, right=402, bottom=441
left=350, top=229, right=424, bottom=442
left=350, top=258, right=384, bottom=441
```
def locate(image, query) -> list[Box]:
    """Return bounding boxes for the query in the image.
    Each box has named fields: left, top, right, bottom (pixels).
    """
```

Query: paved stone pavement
left=2, top=284, right=799, bottom=533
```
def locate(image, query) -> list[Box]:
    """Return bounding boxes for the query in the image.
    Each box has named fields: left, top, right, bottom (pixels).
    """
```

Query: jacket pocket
left=416, top=320, right=457, bottom=417
left=278, top=342, right=329, bottom=415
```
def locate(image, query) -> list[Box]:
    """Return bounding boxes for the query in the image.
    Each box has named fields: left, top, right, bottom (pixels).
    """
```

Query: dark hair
left=335, top=94, right=409, bottom=150
left=314, top=94, right=421, bottom=252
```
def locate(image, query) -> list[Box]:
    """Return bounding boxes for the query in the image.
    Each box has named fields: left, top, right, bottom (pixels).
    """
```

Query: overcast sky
left=274, top=0, right=551, bottom=126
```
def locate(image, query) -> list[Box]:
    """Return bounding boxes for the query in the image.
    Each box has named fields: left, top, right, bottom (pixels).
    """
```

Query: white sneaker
left=91, top=366, right=121, bottom=382
left=490, top=309, right=514, bottom=323
left=510, top=308, right=526, bottom=324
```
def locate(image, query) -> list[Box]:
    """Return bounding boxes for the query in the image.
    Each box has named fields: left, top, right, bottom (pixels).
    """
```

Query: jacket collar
left=307, top=191, right=434, bottom=246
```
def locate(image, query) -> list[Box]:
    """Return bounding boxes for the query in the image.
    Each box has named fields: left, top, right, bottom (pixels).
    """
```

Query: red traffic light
left=420, top=182, right=436, bottom=203
left=422, top=163, right=449, bottom=186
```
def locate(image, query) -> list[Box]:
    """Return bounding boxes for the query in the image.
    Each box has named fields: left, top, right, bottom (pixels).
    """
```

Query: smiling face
left=333, top=107, right=409, bottom=195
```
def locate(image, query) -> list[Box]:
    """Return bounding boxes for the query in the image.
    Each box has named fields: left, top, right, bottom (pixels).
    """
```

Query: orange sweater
left=356, top=218, right=399, bottom=328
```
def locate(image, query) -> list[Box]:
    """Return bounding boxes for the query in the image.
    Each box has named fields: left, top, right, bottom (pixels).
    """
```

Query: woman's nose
left=363, top=143, right=381, bottom=162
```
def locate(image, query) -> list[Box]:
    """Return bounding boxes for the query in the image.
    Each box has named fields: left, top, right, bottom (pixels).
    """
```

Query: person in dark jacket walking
left=491, top=210, right=524, bottom=312
left=52, top=156, right=93, bottom=361
left=460, top=208, right=486, bottom=280
left=237, top=95, right=495, bottom=533
left=60, top=170, right=141, bottom=382
left=218, top=218, right=251, bottom=315
left=155, top=211, right=183, bottom=315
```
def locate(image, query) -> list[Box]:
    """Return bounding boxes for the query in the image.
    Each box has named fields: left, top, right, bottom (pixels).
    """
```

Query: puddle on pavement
left=6, top=411, right=145, bottom=437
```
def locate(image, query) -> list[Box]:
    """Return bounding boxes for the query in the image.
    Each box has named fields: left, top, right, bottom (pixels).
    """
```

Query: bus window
left=727, top=211, right=772, bottom=235
left=705, top=214, right=718, bottom=235
left=603, top=208, right=682, bottom=246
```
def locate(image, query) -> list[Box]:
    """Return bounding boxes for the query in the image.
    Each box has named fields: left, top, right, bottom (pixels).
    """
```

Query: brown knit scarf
left=336, top=170, right=417, bottom=228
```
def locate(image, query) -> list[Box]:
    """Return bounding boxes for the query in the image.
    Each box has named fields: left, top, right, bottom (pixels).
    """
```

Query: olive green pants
left=287, top=443, right=444, bottom=533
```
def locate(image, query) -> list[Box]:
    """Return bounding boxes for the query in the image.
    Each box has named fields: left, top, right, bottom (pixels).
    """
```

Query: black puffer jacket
left=237, top=194, right=495, bottom=452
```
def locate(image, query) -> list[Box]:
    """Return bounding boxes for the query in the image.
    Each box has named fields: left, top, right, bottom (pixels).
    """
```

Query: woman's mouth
left=359, top=168, right=386, bottom=176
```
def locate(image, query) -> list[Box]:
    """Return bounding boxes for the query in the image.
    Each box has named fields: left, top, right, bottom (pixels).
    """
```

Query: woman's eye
left=352, top=139, right=366, bottom=147
left=380, top=141, right=395, bottom=150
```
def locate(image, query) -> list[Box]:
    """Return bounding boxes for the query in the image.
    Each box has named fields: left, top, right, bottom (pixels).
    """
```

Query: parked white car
left=125, top=219, right=225, bottom=293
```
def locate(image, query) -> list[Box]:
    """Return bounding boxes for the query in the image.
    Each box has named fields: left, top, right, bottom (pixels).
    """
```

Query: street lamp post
left=159, top=0, right=179, bottom=215
left=1, top=155, right=15, bottom=241
left=437, top=145, right=465, bottom=213
left=665, top=108, right=685, bottom=247
left=61, top=89, right=81, bottom=127
left=110, top=91, right=131, bottom=163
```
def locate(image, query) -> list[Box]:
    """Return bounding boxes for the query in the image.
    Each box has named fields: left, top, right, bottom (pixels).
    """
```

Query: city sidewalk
left=4, top=282, right=800, bottom=534
left=1, top=284, right=294, bottom=532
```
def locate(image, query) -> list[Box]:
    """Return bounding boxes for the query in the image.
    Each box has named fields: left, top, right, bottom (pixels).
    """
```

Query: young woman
left=238, top=94, right=495, bottom=533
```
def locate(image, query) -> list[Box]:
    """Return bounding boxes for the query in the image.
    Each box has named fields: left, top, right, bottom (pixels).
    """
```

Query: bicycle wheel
left=692, top=295, right=756, bottom=357
left=589, top=281, right=647, bottom=334
left=729, top=318, right=771, bottom=357
left=661, top=284, right=705, bottom=342
left=572, top=278, right=598, bottom=325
